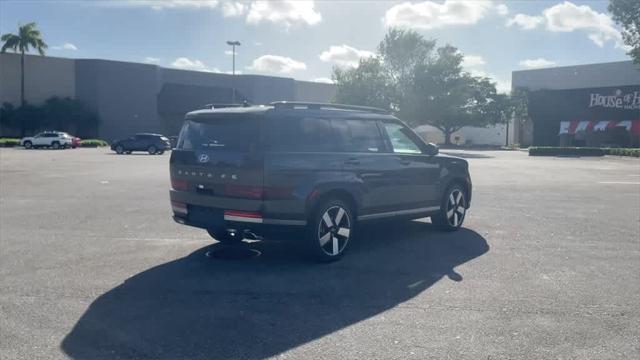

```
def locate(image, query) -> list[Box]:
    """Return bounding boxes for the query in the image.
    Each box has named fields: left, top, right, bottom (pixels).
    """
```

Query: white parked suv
left=21, top=132, right=74, bottom=149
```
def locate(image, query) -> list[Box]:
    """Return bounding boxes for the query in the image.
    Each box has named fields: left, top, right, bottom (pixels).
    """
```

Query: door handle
left=399, top=159, right=411, bottom=165
left=344, top=158, right=360, bottom=165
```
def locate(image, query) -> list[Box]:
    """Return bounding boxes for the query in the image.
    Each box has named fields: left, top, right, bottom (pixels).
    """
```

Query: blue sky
left=0, top=0, right=632, bottom=92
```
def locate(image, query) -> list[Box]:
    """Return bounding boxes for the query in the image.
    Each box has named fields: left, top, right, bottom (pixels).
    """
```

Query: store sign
left=589, top=89, right=640, bottom=110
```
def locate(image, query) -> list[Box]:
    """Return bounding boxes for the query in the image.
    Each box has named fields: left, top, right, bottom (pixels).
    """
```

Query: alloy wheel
left=446, top=189, right=466, bottom=227
left=317, top=205, right=351, bottom=256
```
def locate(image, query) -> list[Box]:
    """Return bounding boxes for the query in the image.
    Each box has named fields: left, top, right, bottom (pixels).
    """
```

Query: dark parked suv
left=170, top=102, right=472, bottom=261
left=111, top=133, right=171, bottom=155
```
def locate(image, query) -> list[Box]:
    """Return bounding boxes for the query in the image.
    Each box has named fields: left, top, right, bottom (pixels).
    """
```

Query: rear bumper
left=172, top=211, right=305, bottom=240
left=170, top=190, right=307, bottom=237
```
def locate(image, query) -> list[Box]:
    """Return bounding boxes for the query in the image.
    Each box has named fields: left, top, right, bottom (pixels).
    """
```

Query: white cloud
left=144, top=57, right=160, bottom=64
left=51, top=42, right=78, bottom=51
left=496, top=4, right=508, bottom=16
left=519, top=58, right=556, bottom=69
left=466, top=68, right=489, bottom=78
left=506, top=2, right=624, bottom=49
left=462, top=54, right=485, bottom=68
left=107, top=0, right=219, bottom=10
left=319, top=45, right=375, bottom=68
left=311, top=77, right=335, bottom=84
left=171, top=57, right=220, bottom=72
left=248, top=55, right=306, bottom=74
left=506, top=14, right=544, bottom=30
left=494, top=78, right=511, bottom=94
left=246, top=1, right=321, bottom=27
left=383, top=0, right=494, bottom=30
left=222, top=1, right=246, bottom=16
left=543, top=1, right=622, bottom=48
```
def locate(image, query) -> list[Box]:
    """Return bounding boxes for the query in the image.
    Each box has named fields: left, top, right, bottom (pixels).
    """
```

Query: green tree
left=334, top=29, right=507, bottom=145
left=42, top=97, right=100, bottom=137
left=0, top=97, right=99, bottom=138
left=1, top=22, right=48, bottom=111
left=333, top=57, right=392, bottom=110
left=410, top=45, right=502, bottom=144
left=608, top=0, right=640, bottom=64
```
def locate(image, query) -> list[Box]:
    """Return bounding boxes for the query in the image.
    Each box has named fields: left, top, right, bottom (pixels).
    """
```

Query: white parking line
left=597, top=181, right=640, bottom=185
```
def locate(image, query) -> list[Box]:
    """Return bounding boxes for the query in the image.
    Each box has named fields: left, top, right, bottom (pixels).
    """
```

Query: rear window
left=265, top=116, right=341, bottom=152
left=177, top=118, right=259, bottom=152
left=332, top=119, right=385, bottom=153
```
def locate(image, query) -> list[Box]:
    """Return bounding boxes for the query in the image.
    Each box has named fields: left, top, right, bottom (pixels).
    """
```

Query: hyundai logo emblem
left=198, top=154, right=209, bottom=163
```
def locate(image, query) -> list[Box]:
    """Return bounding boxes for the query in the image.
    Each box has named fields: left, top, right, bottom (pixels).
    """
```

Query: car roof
left=185, top=102, right=396, bottom=121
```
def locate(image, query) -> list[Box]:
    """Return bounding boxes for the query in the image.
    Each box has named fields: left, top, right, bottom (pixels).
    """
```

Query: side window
left=266, top=117, right=340, bottom=152
left=332, top=119, right=384, bottom=153
left=383, top=122, right=423, bottom=154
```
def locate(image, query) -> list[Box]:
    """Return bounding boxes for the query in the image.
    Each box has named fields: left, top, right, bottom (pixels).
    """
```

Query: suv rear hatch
left=170, top=113, right=264, bottom=224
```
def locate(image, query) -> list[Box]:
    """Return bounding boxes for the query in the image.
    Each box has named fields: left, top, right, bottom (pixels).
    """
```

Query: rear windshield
left=177, top=118, right=259, bottom=152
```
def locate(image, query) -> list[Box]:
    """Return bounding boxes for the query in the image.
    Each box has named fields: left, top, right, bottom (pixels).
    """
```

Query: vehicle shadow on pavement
left=61, top=221, right=489, bottom=359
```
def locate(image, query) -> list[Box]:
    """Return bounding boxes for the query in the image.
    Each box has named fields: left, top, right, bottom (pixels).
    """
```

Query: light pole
left=226, top=40, right=241, bottom=103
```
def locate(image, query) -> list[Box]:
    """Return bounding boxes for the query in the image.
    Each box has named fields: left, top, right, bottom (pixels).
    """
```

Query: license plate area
left=188, top=205, right=224, bottom=228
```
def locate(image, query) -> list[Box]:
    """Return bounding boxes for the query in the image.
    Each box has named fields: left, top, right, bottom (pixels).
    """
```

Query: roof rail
left=204, top=100, right=252, bottom=109
left=270, top=101, right=390, bottom=114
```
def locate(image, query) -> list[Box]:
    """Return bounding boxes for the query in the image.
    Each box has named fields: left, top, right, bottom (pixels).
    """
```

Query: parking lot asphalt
left=0, top=147, right=639, bottom=359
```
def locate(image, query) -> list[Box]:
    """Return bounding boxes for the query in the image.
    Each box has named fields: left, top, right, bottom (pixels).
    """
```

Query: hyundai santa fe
left=169, top=101, right=472, bottom=261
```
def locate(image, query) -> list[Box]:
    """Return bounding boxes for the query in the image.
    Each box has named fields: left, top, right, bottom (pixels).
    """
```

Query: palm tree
left=1, top=22, right=48, bottom=107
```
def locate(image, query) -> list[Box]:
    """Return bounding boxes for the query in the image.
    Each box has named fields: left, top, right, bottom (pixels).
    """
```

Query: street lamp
left=226, top=40, right=241, bottom=103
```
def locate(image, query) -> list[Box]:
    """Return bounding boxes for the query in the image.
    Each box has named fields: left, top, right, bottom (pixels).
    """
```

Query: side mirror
left=425, top=142, right=439, bottom=156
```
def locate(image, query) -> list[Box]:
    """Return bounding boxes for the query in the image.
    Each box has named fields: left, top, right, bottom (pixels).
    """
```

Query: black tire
left=51, top=141, right=61, bottom=150
left=305, top=198, right=354, bottom=262
left=148, top=145, right=157, bottom=155
left=432, top=183, right=468, bottom=231
left=207, top=229, right=243, bottom=245
left=23, top=141, right=32, bottom=149
left=115, top=145, right=125, bottom=154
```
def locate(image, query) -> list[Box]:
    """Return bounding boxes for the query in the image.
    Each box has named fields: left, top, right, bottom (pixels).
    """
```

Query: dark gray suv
left=170, top=102, right=472, bottom=261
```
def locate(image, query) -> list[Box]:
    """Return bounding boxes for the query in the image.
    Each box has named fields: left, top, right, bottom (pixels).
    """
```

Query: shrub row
left=79, top=139, right=109, bottom=148
left=528, top=147, right=605, bottom=156
left=529, top=147, right=640, bottom=157
left=604, top=148, right=640, bottom=157
left=0, top=138, right=20, bottom=147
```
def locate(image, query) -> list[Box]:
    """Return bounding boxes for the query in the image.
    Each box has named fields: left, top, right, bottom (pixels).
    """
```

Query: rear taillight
left=171, top=179, right=188, bottom=191
left=171, top=201, right=187, bottom=215
left=224, top=185, right=264, bottom=199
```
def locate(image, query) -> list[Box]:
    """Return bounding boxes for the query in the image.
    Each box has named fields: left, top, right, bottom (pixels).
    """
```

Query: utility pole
left=226, top=40, right=241, bottom=104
